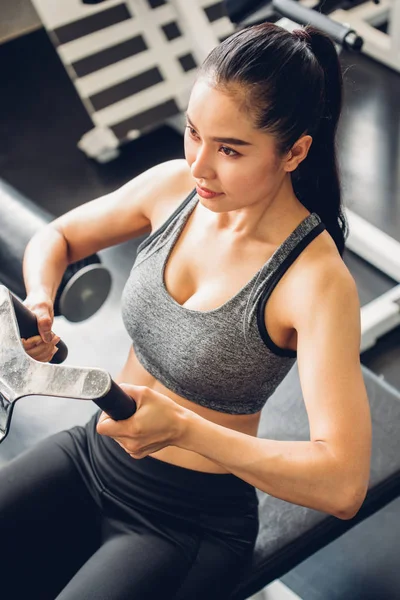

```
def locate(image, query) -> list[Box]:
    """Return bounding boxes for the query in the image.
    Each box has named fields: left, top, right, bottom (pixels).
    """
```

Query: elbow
left=51, top=224, right=72, bottom=260
left=332, top=482, right=369, bottom=520
left=27, top=224, right=70, bottom=262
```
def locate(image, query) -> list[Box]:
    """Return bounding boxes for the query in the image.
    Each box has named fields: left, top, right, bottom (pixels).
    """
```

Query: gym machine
left=0, top=179, right=112, bottom=323
left=330, top=0, right=400, bottom=74
left=225, top=0, right=400, bottom=74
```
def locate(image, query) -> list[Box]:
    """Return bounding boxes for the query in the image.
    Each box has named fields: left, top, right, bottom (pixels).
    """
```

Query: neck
left=199, top=175, right=310, bottom=244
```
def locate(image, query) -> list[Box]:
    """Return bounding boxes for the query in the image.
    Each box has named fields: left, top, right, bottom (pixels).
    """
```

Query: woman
left=2, top=22, right=371, bottom=600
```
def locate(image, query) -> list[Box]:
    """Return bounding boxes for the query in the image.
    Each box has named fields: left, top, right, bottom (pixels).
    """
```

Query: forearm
left=23, top=225, right=70, bottom=302
left=179, top=412, right=364, bottom=519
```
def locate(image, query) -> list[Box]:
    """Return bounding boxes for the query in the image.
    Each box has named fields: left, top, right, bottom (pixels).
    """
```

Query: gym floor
left=1, top=26, right=400, bottom=600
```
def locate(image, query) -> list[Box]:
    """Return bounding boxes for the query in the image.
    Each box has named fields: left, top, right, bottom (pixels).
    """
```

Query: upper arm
left=293, top=259, right=371, bottom=485
left=50, top=159, right=191, bottom=263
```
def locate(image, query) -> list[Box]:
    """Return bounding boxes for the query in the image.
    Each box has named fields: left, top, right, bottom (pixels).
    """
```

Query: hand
left=22, top=290, right=60, bottom=362
left=23, top=290, right=55, bottom=343
left=96, top=384, right=188, bottom=459
left=21, top=334, right=61, bottom=362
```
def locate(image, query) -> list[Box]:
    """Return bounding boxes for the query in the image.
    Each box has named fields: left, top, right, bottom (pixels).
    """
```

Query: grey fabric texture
left=121, top=189, right=323, bottom=414
left=230, top=364, right=400, bottom=599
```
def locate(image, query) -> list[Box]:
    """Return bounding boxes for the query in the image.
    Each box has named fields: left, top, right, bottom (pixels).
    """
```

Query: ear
left=283, top=135, right=313, bottom=172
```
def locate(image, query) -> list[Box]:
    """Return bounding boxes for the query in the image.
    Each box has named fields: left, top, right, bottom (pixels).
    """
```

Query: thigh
left=173, top=507, right=259, bottom=600
left=55, top=531, right=195, bottom=600
left=172, top=534, right=255, bottom=600
left=0, top=432, right=101, bottom=600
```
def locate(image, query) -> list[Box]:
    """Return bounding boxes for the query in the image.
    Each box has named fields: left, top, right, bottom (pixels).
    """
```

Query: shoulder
left=146, top=158, right=191, bottom=183
left=287, top=233, right=359, bottom=332
left=144, top=159, right=194, bottom=228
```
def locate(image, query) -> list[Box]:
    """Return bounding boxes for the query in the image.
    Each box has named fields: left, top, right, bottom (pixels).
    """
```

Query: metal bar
left=170, top=0, right=221, bottom=63
left=346, top=209, right=400, bottom=283
left=330, top=2, right=400, bottom=73
left=360, top=284, right=400, bottom=352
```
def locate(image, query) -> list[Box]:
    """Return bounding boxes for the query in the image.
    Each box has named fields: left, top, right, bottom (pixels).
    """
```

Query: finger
left=30, top=309, right=53, bottom=343
left=119, top=383, right=144, bottom=397
left=96, top=414, right=133, bottom=437
left=96, top=416, right=118, bottom=436
left=38, top=319, right=55, bottom=343
left=37, top=327, right=58, bottom=345
left=97, top=411, right=108, bottom=425
left=23, top=304, right=53, bottom=343
left=22, top=336, right=42, bottom=349
left=115, top=439, right=127, bottom=449
left=35, top=347, right=58, bottom=363
left=96, top=415, right=130, bottom=437
left=50, top=347, right=59, bottom=360
left=26, top=339, right=49, bottom=354
left=27, top=342, right=58, bottom=361
left=28, top=349, right=52, bottom=362
left=118, top=383, right=145, bottom=405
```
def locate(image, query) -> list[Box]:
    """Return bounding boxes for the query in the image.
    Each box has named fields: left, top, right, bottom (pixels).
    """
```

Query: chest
left=163, top=219, right=296, bottom=350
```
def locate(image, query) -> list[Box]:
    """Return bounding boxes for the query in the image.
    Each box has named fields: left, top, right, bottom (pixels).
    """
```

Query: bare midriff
left=114, top=345, right=262, bottom=473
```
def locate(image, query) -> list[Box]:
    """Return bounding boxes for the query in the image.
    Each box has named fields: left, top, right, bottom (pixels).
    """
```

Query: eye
left=186, top=125, right=239, bottom=157
left=220, top=146, right=239, bottom=157
left=186, top=125, right=198, bottom=138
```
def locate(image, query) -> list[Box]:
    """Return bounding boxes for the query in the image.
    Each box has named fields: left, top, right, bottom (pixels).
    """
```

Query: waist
left=116, top=345, right=261, bottom=473
left=84, top=412, right=259, bottom=515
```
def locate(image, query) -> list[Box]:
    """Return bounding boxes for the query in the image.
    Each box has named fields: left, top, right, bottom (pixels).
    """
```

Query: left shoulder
left=287, top=233, right=359, bottom=331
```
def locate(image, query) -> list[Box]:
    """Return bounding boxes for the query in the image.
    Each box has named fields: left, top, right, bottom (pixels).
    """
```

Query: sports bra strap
left=256, top=221, right=326, bottom=358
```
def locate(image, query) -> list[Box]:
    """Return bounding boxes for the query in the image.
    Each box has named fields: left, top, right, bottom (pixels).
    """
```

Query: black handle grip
left=94, top=380, right=137, bottom=420
left=10, top=293, right=68, bottom=364
left=272, top=0, right=363, bottom=50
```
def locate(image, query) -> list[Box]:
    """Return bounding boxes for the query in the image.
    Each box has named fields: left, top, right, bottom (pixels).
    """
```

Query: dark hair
left=199, top=22, right=348, bottom=255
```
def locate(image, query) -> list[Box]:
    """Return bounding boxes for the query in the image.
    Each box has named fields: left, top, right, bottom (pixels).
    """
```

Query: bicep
left=50, top=159, right=188, bottom=263
left=295, top=268, right=371, bottom=477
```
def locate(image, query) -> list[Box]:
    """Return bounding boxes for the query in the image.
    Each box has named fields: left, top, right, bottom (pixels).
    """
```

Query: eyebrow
left=185, top=113, right=252, bottom=146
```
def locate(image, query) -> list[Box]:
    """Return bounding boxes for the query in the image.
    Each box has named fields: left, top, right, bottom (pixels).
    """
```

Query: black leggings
left=0, top=414, right=259, bottom=600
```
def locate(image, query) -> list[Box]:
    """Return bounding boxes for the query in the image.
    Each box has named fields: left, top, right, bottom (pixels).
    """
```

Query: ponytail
left=292, top=27, right=348, bottom=255
left=200, top=21, right=348, bottom=255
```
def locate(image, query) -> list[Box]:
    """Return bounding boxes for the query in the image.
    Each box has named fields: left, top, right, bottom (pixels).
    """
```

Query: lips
left=197, top=185, right=218, bottom=193
left=195, top=185, right=222, bottom=199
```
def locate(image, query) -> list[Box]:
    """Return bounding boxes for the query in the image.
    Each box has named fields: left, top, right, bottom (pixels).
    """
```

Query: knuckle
left=35, top=300, right=51, bottom=311
left=26, top=304, right=42, bottom=317
left=131, top=422, right=142, bottom=436
left=126, top=441, right=135, bottom=453
left=133, top=385, right=146, bottom=399
left=129, top=450, right=141, bottom=459
left=128, top=441, right=141, bottom=455
left=37, top=315, right=52, bottom=326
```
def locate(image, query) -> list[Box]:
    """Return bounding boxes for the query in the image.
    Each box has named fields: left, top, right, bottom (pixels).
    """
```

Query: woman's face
left=184, top=78, right=287, bottom=214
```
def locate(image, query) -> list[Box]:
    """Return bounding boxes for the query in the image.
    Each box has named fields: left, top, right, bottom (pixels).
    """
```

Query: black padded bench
left=231, top=364, right=400, bottom=599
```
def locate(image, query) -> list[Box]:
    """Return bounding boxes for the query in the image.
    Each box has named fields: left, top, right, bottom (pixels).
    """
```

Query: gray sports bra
left=121, top=189, right=325, bottom=414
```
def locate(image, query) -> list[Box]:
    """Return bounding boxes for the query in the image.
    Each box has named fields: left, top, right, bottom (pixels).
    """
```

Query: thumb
left=23, top=295, right=54, bottom=343
left=118, top=383, right=145, bottom=401
left=36, top=312, right=54, bottom=343
left=96, top=410, right=133, bottom=437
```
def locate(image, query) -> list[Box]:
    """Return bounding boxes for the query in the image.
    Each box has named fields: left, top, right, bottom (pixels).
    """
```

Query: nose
left=190, top=144, right=215, bottom=182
